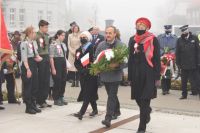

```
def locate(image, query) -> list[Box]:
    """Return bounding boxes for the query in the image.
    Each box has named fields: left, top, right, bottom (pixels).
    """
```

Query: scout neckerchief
left=134, top=31, right=155, bottom=67
left=27, top=38, right=36, bottom=57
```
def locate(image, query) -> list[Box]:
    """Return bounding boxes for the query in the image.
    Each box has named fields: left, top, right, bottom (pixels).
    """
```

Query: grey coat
left=95, top=39, right=126, bottom=82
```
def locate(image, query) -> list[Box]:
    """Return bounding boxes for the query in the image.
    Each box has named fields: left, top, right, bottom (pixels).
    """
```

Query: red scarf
left=134, top=31, right=155, bottom=67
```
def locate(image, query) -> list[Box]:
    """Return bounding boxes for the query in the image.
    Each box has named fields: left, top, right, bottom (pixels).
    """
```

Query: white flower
left=105, top=49, right=114, bottom=61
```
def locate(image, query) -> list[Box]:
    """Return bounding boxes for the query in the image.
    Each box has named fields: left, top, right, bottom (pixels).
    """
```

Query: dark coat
left=91, top=34, right=104, bottom=53
left=176, top=32, right=200, bottom=70
left=74, top=44, right=98, bottom=102
left=128, top=36, right=161, bottom=100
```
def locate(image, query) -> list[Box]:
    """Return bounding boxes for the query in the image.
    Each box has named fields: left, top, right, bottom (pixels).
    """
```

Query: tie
left=31, top=42, right=36, bottom=57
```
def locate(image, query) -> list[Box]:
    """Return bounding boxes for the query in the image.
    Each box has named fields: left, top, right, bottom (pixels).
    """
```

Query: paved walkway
left=0, top=101, right=200, bottom=133
left=1, top=79, right=200, bottom=132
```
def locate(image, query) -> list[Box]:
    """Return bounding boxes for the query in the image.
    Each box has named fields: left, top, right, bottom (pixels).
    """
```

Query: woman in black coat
left=128, top=18, right=161, bottom=133
left=73, top=31, right=98, bottom=120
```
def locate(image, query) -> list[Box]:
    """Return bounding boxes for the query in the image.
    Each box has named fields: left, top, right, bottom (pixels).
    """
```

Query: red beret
left=136, top=17, right=151, bottom=29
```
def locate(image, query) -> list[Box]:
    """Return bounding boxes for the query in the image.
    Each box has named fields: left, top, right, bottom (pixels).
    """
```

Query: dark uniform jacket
left=176, top=32, right=200, bottom=70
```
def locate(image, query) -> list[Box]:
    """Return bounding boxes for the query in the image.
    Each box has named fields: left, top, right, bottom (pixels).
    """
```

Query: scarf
left=134, top=31, right=155, bottom=67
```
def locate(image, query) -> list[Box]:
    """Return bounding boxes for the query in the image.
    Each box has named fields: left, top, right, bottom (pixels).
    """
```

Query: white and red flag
left=81, top=53, right=90, bottom=67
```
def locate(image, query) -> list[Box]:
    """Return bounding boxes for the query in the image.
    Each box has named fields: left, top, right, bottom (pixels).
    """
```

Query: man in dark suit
left=91, top=26, right=105, bottom=88
left=91, top=26, right=104, bottom=52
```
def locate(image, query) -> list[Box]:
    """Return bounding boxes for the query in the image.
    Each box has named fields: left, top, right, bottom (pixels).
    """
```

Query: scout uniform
left=21, top=39, right=40, bottom=114
left=35, top=31, right=50, bottom=106
left=49, top=40, right=67, bottom=105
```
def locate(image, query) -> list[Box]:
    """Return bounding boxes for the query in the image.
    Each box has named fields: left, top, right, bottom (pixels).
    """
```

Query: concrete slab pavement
left=0, top=101, right=200, bottom=133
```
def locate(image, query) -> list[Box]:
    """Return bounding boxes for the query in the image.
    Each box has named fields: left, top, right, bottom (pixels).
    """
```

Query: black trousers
left=0, top=79, right=3, bottom=102
left=181, top=69, right=200, bottom=97
left=136, top=99, right=151, bottom=132
left=79, top=100, right=97, bottom=115
left=161, top=78, right=171, bottom=92
left=52, top=58, right=67, bottom=100
left=0, top=71, right=4, bottom=102
left=4, top=73, right=16, bottom=102
left=67, top=71, right=79, bottom=81
left=189, top=74, right=198, bottom=94
left=21, top=58, right=38, bottom=105
left=104, top=82, right=120, bottom=120
left=37, top=55, right=50, bottom=104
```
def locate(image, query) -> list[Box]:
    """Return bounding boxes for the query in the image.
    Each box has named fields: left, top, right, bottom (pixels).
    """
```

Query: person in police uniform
left=21, top=26, right=43, bottom=114
left=49, top=30, right=68, bottom=106
left=35, top=20, right=52, bottom=108
left=73, top=31, right=98, bottom=120
left=157, top=25, right=177, bottom=95
left=176, top=25, right=200, bottom=99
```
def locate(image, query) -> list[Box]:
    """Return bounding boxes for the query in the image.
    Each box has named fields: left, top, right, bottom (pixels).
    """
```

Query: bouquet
left=90, top=45, right=129, bottom=75
left=160, top=53, right=175, bottom=77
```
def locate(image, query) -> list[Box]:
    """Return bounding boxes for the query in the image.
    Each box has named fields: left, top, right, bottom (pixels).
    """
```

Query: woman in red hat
left=128, top=17, right=161, bottom=133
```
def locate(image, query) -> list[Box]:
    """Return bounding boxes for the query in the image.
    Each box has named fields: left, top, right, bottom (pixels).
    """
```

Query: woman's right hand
left=27, top=69, right=32, bottom=78
left=52, top=69, right=56, bottom=75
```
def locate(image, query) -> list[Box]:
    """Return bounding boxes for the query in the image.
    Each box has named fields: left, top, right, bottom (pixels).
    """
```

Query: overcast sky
left=65, top=0, right=195, bottom=43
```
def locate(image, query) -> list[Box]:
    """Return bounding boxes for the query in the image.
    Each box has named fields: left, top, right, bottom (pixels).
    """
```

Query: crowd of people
left=0, top=17, right=200, bottom=133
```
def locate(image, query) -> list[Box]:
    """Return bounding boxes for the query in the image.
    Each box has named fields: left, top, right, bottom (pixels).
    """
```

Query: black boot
left=102, top=119, right=111, bottom=128
left=0, top=106, right=5, bottom=110
left=71, top=81, right=75, bottom=87
left=25, top=103, right=36, bottom=114
left=31, top=101, right=41, bottom=113
left=89, top=110, right=98, bottom=116
left=75, top=80, right=79, bottom=87
left=73, top=112, right=83, bottom=120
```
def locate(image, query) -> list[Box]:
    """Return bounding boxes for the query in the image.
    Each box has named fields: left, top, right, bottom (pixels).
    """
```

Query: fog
left=65, top=0, right=200, bottom=43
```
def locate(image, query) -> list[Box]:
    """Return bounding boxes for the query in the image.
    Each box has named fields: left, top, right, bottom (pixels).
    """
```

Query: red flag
left=0, top=7, right=13, bottom=68
left=0, top=7, right=13, bottom=54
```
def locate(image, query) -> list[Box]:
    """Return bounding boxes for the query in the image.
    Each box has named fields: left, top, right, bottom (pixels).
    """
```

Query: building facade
left=2, top=0, right=68, bottom=33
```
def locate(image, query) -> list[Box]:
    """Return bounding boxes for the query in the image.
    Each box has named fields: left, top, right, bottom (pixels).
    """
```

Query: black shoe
left=75, top=80, right=79, bottom=87
left=74, top=112, right=83, bottom=120
left=101, top=119, right=111, bottom=128
left=31, top=103, right=41, bottom=113
left=115, top=111, right=121, bottom=117
left=111, top=114, right=118, bottom=120
left=89, top=110, right=98, bottom=116
left=60, top=97, right=68, bottom=105
left=71, top=81, right=75, bottom=87
left=190, top=92, right=198, bottom=96
left=54, top=100, right=64, bottom=106
left=0, top=106, right=5, bottom=110
left=179, top=96, right=187, bottom=100
left=162, top=91, right=167, bottom=95
left=25, top=108, right=37, bottom=114
left=137, top=130, right=145, bottom=133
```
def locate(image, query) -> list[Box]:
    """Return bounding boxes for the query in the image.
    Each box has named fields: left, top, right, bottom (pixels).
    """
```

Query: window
left=47, top=11, right=52, bottom=27
left=9, top=8, right=16, bottom=27
left=19, top=9, right=25, bottom=28
left=47, top=11, right=52, bottom=22
left=38, top=10, right=43, bottom=21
